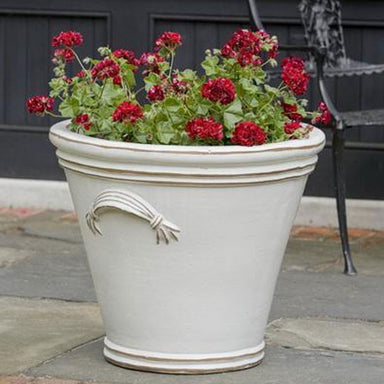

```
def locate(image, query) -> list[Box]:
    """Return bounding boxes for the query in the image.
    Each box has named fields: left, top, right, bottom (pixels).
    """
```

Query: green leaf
left=253, top=68, right=266, bottom=85
left=59, top=98, right=79, bottom=118
left=180, top=69, right=197, bottom=81
left=201, top=55, right=220, bottom=76
left=97, top=46, right=112, bottom=57
left=156, top=121, right=175, bottom=144
left=102, top=82, right=125, bottom=105
left=223, top=112, right=243, bottom=130
left=239, top=78, right=258, bottom=95
left=264, top=84, right=279, bottom=96
left=224, top=98, right=243, bottom=115
left=164, top=97, right=183, bottom=113
left=196, top=104, right=209, bottom=115
left=222, top=98, right=243, bottom=129
left=122, top=68, right=136, bottom=87
left=144, top=72, right=162, bottom=91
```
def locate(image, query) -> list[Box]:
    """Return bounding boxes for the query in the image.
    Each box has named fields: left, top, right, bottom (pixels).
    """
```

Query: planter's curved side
left=50, top=121, right=325, bottom=374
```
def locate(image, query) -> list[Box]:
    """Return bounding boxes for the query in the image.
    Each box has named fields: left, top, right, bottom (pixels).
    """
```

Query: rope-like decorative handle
left=86, top=190, right=180, bottom=244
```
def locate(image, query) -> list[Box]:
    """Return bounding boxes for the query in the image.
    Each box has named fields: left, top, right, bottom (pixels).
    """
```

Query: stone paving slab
left=283, top=239, right=384, bottom=276
left=27, top=339, right=384, bottom=384
left=0, top=376, right=91, bottom=384
left=266, top=317, right=384, bottom=354
left=0, top=296, right=104, bottom=375
left=21, top=222, right=82, bottom=244
left=0, top=234, right=95, bottom=302
left=271, top=270, right=384, bottom=322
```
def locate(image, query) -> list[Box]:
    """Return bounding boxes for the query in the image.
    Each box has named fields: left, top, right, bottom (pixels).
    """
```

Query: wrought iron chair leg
left=332, top=129, right=357, bottom=275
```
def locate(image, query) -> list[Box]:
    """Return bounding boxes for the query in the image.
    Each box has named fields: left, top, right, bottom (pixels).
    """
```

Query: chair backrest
left=247, top=0, right=265, bottom=31
left=299, top=0, right=347, bottom=67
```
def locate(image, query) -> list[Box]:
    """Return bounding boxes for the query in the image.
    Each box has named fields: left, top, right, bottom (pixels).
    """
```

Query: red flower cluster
left=221, top=29, right=278, bottom=67
left=313, top=102, right=332, bottom=125
left=113, top=75, right=122, bottom=85
left=74, top=113, right=92, bottom=130
left=155, top=32, right=182, bottom=52
left=112, top=49, right=140, bottom=67
left=281, top=57, right=310, bottom=95
left=202, top=78, right=236, bottom=105
left=284, top=121, right=301, bottom=135
left=112, top=101, right=143, bottom=124
left=26, top=95, right=54, bottom=115
left=281, top=102, right=302, bottom=122
left=53, top=48, right=75, bottom=62
left=171, top=78, right=188, bottom=94
left=140, top=53, right=165, bottom=75
left=231, top=121, right=267, bottom=146
left=257, top=30, right=279, bottom=59
left=52, top=31, right=83, bottom=47
left=147, top=85, right=165, bottom=102
left=221, top=29, right=261, bottom=67
left=77, top=70, right=86, bottom=78
left=62, top=75, right=72, bottom=84
left=91, top=58, right=120, bottom=81
left=186, top=117, right=224, bottom=141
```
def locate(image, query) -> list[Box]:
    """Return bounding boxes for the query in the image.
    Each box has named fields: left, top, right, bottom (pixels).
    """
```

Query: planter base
left=103, top=338, right=265, bottom=374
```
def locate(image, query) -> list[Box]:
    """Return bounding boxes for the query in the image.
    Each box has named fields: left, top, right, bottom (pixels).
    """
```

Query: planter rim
left=50, top=120, right=325, bottom=185
left=50, top=119, right=325, bottom=155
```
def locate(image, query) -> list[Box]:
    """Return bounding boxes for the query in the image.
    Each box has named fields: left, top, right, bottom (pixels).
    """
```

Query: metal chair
left=248, top=0, right=384, bottom=275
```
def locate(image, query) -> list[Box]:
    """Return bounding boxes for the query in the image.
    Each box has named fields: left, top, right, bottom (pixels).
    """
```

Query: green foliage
left=44, top=31, right=317, bottom=145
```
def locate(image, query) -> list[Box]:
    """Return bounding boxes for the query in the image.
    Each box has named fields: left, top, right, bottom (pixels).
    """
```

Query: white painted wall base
left=0, top=178, right=74, bottom=211
left=0, top=178, right=382, bottom=230
left=295, top=196, right=384, bottom=230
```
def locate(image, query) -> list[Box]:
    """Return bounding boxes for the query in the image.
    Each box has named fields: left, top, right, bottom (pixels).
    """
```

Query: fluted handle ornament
left=86, top=190, right=180, bottom=244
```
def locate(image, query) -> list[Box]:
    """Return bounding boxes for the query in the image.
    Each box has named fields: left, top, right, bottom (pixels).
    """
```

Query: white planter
left=50, top=120, right=325, bottom=374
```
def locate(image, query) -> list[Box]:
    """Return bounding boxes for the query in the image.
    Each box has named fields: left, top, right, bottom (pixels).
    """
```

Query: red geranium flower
left=227, top=29, right=261, bottom=55
left=201, top=78, right=236, bottom=105
left=112, top=49, right=140, bottom=67
left=76, top=70, right=86, bottom=78
left=221, top=44, right=236, bottom=58
left=26, top=95, right=55, bottom=115
left=313, top=102, right=332, bottom=125
left=186, top=117, right=224, bottom=141
left=221, top=29, right=275, bottom=67
left=284, top=121, right=301, bottom=135
left=112, top=101, right=143, bottom=124
left=140, top=53, right=165, bottom=75
left=171, top=78, right=189, bottom=94
left=53, top=48, right=75, bottom=62
left=74, top=113, right=92, bottom=131
left=62, top=76, right=72, bottom=84
left=147, top=85, right=165, bottom=102
left=268, top=42, right=279, bottom=59
left=113, top=75, right=122, bottom=85
left=281, top=102, right=303, bottom=122
left=52, top=31, right=83, bottom=47
left=231, top=121, right=267, bottom=146
left=237, top=52, right=262, bottom=67
left=281, top=57, right=310, bottom=95
left=91, top=58, right=120, bottom=80
left=155, top=32, right=182, bottom=52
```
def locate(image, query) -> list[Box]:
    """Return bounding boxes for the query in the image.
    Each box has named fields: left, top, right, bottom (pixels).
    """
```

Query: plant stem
left=260, top=59, right=271, bottom=68
left=135, top=86, right=146, bottom=96
left=70, top=48, right=89, bottom=77
left=98, top=81, right=106, bottom=101
left=46, top=111, right=62, bottom=118
left=169, top=51, right=175, bottom=79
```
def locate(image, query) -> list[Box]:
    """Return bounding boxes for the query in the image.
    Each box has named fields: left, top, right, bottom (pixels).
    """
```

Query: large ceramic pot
left=50, top=120, right=325, bottom=374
